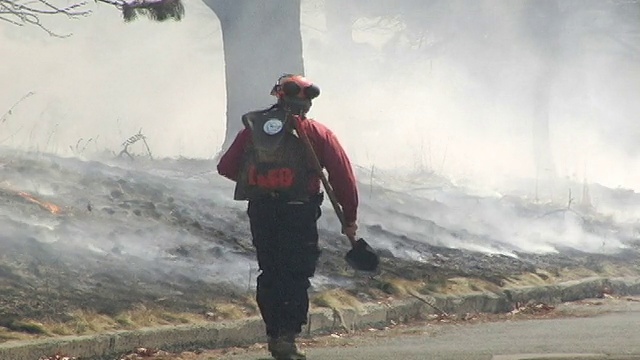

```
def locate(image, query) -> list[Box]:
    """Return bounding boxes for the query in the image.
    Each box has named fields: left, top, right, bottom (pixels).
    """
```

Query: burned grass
left=2, top=222, right=640, bottom=342
left=2, top=153, right=640, bottom=344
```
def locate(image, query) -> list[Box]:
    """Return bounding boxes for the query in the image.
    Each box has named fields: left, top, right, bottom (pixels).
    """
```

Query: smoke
left=1, top=0, right=638, bottom=191
left=300, top=0, right=640, bottom=192
left=1, top=0, right=639, bottom=268
left=0, top=1, right=226, bottom=158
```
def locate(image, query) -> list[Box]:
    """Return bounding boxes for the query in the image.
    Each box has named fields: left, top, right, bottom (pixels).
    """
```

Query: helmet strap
left=280, top=97, right=311, bottom=116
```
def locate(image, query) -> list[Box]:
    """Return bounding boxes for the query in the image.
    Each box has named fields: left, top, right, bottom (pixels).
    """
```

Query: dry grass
left=557, top=262, right=640, bottom=280
left=204, top=297, right=259, bottom=321
left=311, top=289, right=364, bottom=311
left=375, top=263, right=640, bottom=299
left=505, top=271, right=556, bottom=287
left=210, top=304, right=246, bottom=320
left=0, top=295, right=263, bottom=342
left=41, top=306, right=207, bottom=337
left=3, top=265, right=640, bottom=343
left=124, top=305, right=202, bottom=327
left=373, top=277, right=426, bottom=297
left=0, top=327, right=32, bottom=341
left=502, top=263, right=640, bottom=289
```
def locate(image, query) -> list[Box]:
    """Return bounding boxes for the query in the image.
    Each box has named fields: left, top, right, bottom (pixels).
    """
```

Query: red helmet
left=270, top=74, right=320, bottom=100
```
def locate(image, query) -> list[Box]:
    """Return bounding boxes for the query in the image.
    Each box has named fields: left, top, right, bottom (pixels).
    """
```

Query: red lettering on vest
left=277, top=168, right=294, bottom=188
left=247, top=165, right=294, bottom=189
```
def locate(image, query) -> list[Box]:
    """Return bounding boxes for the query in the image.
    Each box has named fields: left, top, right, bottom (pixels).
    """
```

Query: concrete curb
left=2, top=276, right=640, bottom=360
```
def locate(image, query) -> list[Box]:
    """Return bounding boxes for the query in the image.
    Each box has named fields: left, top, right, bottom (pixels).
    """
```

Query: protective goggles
left=270, top=75, right=320, bottom=100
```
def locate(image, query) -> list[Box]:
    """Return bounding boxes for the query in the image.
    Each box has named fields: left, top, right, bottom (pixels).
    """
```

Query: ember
left=17, top=191, right=63, bottom=214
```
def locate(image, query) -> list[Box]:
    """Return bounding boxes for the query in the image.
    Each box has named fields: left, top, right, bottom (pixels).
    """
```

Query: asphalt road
left=212, top=296, right=640, bottom=360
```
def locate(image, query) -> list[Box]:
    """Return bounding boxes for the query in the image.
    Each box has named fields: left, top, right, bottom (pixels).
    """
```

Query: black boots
left=268, top=334, right=306, bottom=360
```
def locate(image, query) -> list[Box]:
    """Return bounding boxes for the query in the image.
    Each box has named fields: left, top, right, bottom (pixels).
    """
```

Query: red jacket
left=217, top=118, right=359, bottom=224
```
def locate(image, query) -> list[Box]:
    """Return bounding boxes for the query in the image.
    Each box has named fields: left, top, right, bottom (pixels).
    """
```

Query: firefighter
left=217, top=74, right=359, bottom=360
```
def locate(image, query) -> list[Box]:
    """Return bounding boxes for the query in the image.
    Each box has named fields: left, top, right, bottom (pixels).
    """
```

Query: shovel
left=291, top=114, right=379, bottom=272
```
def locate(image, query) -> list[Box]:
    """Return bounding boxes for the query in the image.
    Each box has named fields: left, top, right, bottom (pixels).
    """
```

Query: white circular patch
left=263, top=119, right=284, bottom=135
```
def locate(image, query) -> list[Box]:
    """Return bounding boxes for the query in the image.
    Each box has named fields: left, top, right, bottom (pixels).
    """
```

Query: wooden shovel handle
left=290, top=114, right=358, bottom=248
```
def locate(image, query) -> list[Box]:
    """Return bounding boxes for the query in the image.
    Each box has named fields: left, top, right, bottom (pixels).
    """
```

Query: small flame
left=17, top=191, right=64, bottom=215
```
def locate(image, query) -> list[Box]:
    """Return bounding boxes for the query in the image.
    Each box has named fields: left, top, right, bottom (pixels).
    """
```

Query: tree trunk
left=523, top=0, right=561, bottom=180
left=203, top=0, right=305, bottom=152
left=532, top=66, right=557, bottom=180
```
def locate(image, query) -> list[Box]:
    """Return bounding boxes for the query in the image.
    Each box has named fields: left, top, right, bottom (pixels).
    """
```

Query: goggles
left=270, top=74, right=320, bottom=100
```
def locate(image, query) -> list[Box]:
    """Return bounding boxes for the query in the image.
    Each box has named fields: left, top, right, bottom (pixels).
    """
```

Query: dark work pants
left=247, top=195, right=322, bottom=338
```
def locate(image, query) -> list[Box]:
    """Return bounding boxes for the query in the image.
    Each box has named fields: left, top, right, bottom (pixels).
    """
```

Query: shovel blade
left=345, top=238, right=379, bottom=272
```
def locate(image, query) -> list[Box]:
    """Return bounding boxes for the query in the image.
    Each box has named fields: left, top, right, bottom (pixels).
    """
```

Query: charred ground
left=1, top=149, right=640, bottom=341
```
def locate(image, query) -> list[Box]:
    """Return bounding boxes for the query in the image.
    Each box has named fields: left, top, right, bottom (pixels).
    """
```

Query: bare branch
left=0, top=0, right=92, bottom=37
left=1, top=91, right=36, bottom=125
left=2, top=0, right=89, bottom=16
left=0, top=0, right=183, bottom=37
left=117, top=128, right=153, bottom=160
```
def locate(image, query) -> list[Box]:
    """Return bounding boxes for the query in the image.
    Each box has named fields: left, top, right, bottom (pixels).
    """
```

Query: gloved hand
left=342, top=222, right=358, bottom=239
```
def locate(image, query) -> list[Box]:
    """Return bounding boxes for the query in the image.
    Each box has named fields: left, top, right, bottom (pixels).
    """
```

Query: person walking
left=217, top=74, right=359, bottom=360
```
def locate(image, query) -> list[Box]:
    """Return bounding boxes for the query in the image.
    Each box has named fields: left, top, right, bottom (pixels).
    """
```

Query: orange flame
left=17, top=191, right=64, bottom=215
